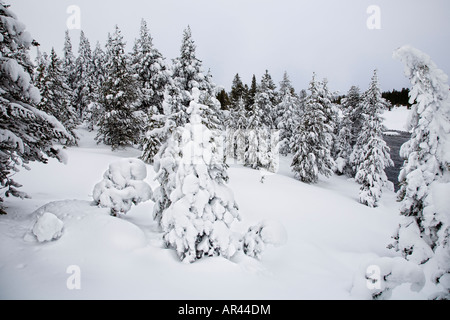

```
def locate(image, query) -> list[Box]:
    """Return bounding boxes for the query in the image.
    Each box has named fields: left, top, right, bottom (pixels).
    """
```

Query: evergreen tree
left=159, top=88, right=240, bottom=263
left=96, top=25, right=143, bottom=150
left=62, top=30, right=76, bottom=90
left=34, top=48, right=78, bottom=144
left=277, top=72, right=299, bottom=156
left=290, top=74, right=335, bottom=183
left=342, top=86, right=363, bottom=148
left=351, top=71, right=393, bottom=207
left=254, top=70, right=278, bottom=129
left=0, top=3, right=73, bottom=214
left=245, top=74, right=257, bottom=111
left=86, top=41, right=106, bottom=131
left=74, top=30, right=94, bottom=120
left=229, top=73, right=246, bottom=108
left=390, top=46, right=450, bottom=299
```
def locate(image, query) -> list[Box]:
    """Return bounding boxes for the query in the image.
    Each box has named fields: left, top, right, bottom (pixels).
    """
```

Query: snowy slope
left=0, top=125, right=437, bottom=300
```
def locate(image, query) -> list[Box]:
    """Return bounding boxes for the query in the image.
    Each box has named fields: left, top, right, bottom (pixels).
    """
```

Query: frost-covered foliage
left=351, top=257, right=425, bottom=300
left=242, top=219, right=287, bottom=259
left=74, top=30, right=94, bottom=121
left=390, top=45, right=450, bottom=298
left=254, top=70, right=278, bottom=129
left=95, top=25, right=144, bottom=150
left=351, top=70, right=393, bottom=207
left=290, top=74, right=335, bottom=183
left=0, top=3, right=72, bottom=214
left=93, top=158, right=152, bottom=216
left=158, top=88, right=240, bottom=263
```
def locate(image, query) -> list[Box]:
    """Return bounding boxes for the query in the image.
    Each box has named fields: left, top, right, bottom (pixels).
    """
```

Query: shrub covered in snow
left=32, top=212, right=64, bottom=242
left=93, top=158, right=152, bottom=216
left=351, top=257, right=425, bottom=300
left=242, top=220, right=287, bottom=259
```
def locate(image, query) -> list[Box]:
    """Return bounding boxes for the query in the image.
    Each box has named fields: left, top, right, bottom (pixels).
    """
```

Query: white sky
left=10, top=0, right=450, bottom=94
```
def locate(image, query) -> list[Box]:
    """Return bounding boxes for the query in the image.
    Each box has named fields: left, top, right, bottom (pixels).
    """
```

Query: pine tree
left=254, top=70, right=278, bottom=129
left=277, top=72, right=299, bottom=156
left=159, top=88, right=240, bottom=263
left=86, top=41, right=106, bottom=131
left=96, top=25, right=143, bottom=150
left=290, top=74, right=335, bottom=183
left=34, top=48, right=78, bottom=144
left=0, top=3, right=73, bottom=214
left=343, top=86, right=363, bottom=148
left=245, top=74, right=258, bottom=111
left=74, top=30, right=94, bottom=121
left=62, top=30, right=76, bottom=90
left=229, top=73, right=246, bottom=108
left=350, top=70, right=392, bottom=207
left=390, top=46, right=450, bottom=298
left=132, top=19, right=171, bottom=163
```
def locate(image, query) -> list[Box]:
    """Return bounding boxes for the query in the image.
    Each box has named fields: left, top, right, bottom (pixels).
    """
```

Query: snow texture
left=32, top=212, right=64, bottom=242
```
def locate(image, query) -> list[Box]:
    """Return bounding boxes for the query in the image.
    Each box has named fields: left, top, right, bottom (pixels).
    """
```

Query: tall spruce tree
left=351, top=70, right=393, bottom=207
left=34, top=48, right=78, bottom=144
left=86, top=41, right=106, bottom=131
left=290, top=74, right=335, bottom=183
left=96, top=25, right=143, bottom=150
left=390, top=46, right=450, bottom=299
left=277, top=71, right=299, bottom=156
left=74, top=30, right=94, bottom=121
left=254, top=70, right=278, bottom=129
left=0, top=3, right=73, bottom=214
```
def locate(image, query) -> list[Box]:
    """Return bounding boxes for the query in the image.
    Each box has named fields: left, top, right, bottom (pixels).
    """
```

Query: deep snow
left=0, top=107, right=439, bottom=299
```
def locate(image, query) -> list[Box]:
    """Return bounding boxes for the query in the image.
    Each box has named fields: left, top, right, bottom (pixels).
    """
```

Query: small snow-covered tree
left=390, top=46, right=450, bottom=298
left=93, top=158, right=152, bottom=216
left=334, top=107, right=353, bottom=176
left=290, top=74, right=335, bottom=183
left=0, top=3, right=73, bottom=214
left=160, top=88, right=240, bottom=263
left=351, top=70, right=393, bottom=207
left=96, top=26, right=144, bottom=150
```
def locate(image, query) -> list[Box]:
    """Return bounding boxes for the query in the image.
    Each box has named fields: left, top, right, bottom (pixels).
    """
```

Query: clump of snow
left=32, top=212, right=64, bottom=242
left=93, top=158, right=152, bottom=215
left=351, top=256, right=425, bottom=300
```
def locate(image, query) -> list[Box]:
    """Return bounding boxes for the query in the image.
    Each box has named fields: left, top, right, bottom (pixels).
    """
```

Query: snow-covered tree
left=334, top=106, right=354, bottom=176
left=277, top=72, right=299, bottom=156
left=96, top=26, right=144, bottom=150
left=390, top=46, right=450, bottom=298
left=85, top=41, right=106, bottom=131
left=93, top=158, right=152, bottom=216
left=0, top=3, right=73, bottom=214
left=290, top=74, right=335, bottom=183
left=159, top=88, right=240, bottom=263
left=34, top=48, right=78, bottom=144
left=342, top=85, right=363, bottom=149
left=62, top=30, right=76, bottom=92
left=74, top=30, right=94, bottom=120
left=254, top=70, right=278, bottom=129
left=351, top=70, right=393, bottom=207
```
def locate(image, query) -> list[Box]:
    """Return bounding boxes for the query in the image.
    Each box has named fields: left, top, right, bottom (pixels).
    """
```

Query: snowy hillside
left=0, top=125, right=438, bottom=300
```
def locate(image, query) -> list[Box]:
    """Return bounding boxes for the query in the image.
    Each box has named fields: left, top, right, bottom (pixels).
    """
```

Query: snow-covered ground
left=1, top=107, right=436, bottom=300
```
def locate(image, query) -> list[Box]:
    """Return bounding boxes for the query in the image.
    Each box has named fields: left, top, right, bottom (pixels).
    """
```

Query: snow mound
left=260, top=219, right=288, bottom=246
left=32, top=212, right=64, bottom=242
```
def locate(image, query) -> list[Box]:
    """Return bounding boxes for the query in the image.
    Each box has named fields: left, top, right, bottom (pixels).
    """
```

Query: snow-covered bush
left=351, top=257, right=425, bottom=300
left=242, top=220, right=287, bottom=259
left=93, top=158, right=152, bottom=216
left=32, top=212, right=64, bottom=242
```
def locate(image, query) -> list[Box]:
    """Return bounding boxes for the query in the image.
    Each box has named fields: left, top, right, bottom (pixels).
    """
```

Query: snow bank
left=381, top=106, right=411, bottom=132
left=32, top=212, right=64, bottom=242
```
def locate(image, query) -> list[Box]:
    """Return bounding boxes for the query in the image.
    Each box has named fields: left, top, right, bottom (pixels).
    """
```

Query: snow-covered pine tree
left=0, top=3, right=73, bottom=214
left=277, top=71, right=299, bottom=156
left=160, top=88, right=240, bottom=263
left=74, top=30, right=94, bottom=121
left=254, top=70, right=278, bottom=129
left=131, top=19, right=169, bottom=115
left=171, top=26, right=222, bottom=131
left=62, top=30, right=77, bottom=94
left=132, top=19, right=171, bottom=163
left=351, top=70, right=393, bottom=208
left=290, top=74, right=335, bottom=183
left=96, top=25, right=144, bottom=150
left=34, top=48, right=78, bottom=144
left=390, top=46, right=450, bottom=298
left=85, top=41, right=106, bottom=131
left=342, top=86, right=363, bottom=148
left=227, top=97, right=247, bottom=162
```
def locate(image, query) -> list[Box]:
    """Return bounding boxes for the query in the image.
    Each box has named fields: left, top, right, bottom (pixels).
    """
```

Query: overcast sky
left=10, top=0, right=450, bottom=94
